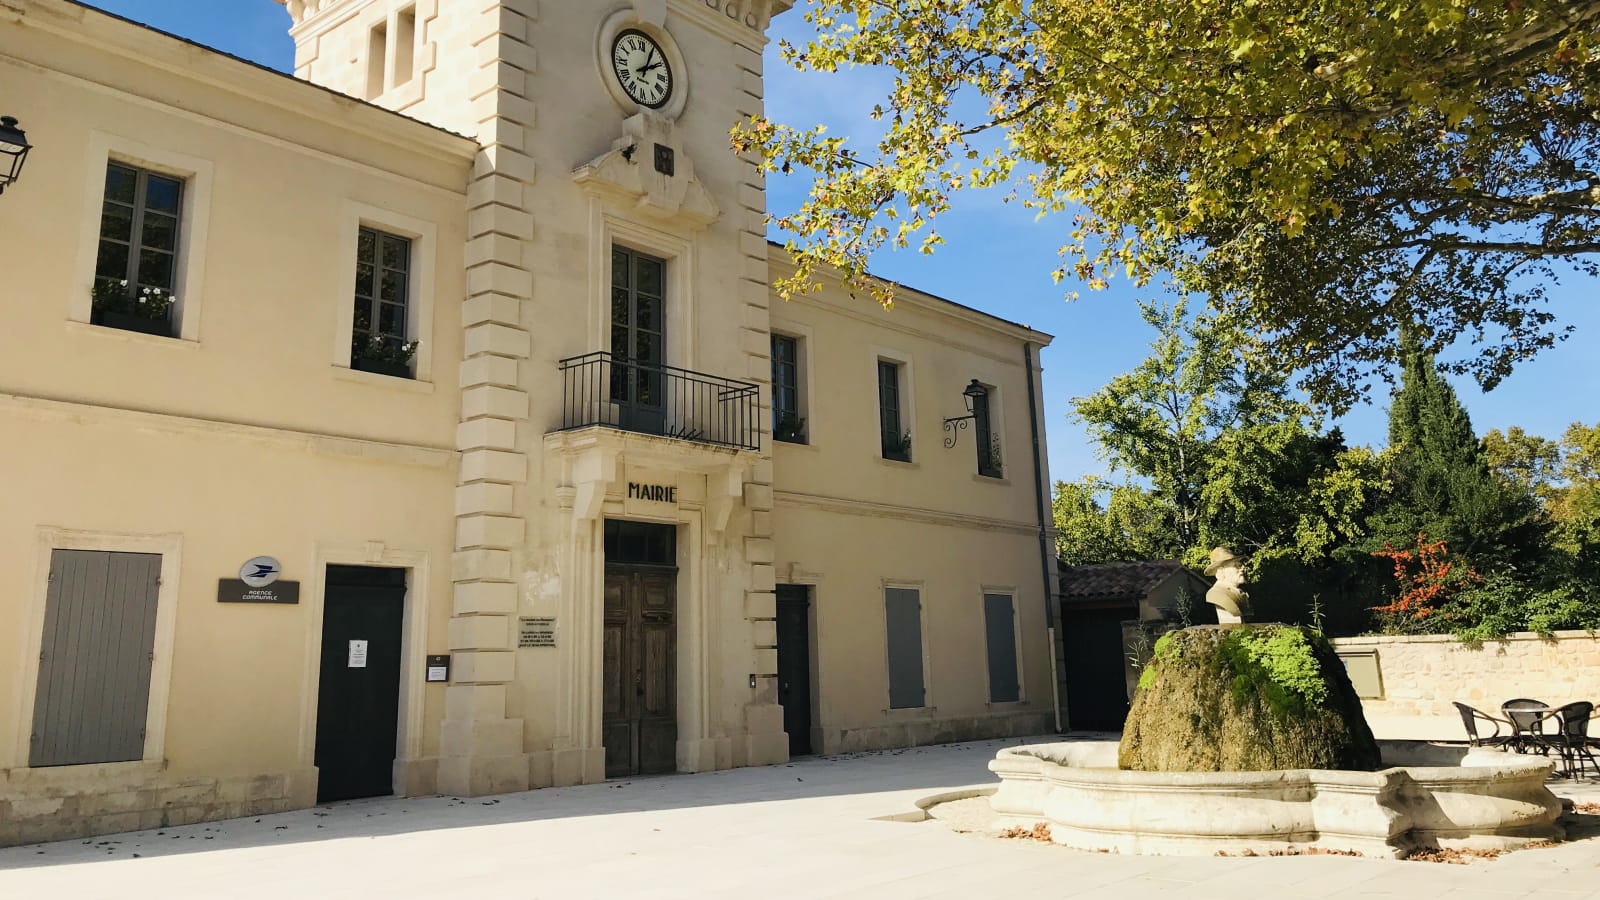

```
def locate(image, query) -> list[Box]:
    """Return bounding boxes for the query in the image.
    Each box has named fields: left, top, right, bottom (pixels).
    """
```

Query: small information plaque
left=348, top=639, right=368, bottom=668
left=217, top=579, right=300, bottom=604
left=519, top=616, right=557, bottom=648
left=425, top=654, right=451, bottom=683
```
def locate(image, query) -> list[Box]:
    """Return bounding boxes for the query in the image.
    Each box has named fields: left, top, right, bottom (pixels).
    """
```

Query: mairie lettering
left=627, top=482, right=677, bottom=503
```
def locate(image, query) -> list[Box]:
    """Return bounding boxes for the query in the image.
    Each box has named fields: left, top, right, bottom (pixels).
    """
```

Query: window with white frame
left=878, top=359, right=910, bottom=461
left=772, top=333, right=806, bottom=444
left=973, top=384, right=1002, bottom=478
left=91, top=162, right=183, bottom=338
left=350, top=226, right=416, bottom=379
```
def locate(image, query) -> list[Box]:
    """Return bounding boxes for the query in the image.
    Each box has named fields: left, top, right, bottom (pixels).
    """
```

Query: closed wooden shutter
left=983, top=593, right=1020, bottom=703
left=30, top=550, right=161, bottom=767
left=885, top=587, right=925, bottom=709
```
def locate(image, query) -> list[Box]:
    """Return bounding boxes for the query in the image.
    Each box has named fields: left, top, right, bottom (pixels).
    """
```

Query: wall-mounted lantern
left=942, top=379, right=989, bottom=448
left=0, top=117, right=32, bottom=195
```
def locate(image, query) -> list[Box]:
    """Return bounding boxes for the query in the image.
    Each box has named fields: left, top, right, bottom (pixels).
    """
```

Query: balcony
left=556, top=351, right=760, bottom=451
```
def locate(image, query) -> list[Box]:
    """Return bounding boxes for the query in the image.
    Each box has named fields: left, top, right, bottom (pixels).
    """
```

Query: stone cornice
left=272, top=0, right=364, bottom=37
left=0, top=391, right=456, bottom=468
left=773, top=490, right=1038, bottom=535
left=766, top=244, right=1055, bottom=350
left=672, top=0, right=794, bottom=44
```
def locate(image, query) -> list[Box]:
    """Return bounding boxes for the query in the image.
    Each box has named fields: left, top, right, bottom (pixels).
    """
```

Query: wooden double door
left=602, top=565, right=678, bottom=777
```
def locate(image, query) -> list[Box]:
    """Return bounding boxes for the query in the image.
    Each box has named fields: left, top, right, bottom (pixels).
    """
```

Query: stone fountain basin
left=987, top=741, right=1562, bottom=858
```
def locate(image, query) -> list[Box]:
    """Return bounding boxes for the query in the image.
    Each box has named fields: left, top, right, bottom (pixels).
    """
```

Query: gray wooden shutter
left=885, top=587, right=925, bottom=709
left=31, top=550, right=161, bottom=767
left=983, top=593, right=1020, bottom=702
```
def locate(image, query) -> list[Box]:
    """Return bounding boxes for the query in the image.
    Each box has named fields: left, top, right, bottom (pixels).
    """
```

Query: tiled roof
left=1057, top=559, right=1201, bottom=602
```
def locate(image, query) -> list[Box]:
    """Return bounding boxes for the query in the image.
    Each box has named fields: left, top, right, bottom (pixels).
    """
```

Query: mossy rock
left=1118, top=624, right=1380, bottom=772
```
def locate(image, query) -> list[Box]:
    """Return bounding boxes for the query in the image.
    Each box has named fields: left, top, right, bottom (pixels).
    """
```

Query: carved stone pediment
left=572, top=113, right=720, bottom=230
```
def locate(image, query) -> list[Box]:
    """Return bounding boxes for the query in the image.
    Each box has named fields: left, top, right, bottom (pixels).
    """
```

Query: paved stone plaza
left=3, top=737, right=1600, bottom=899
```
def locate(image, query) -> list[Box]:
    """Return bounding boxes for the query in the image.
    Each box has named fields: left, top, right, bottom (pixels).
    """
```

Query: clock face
left=611, top=29, right=673, bottom=109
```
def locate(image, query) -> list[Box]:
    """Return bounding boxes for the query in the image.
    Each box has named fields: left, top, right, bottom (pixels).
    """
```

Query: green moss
left=1215, top=627, right=1329, bottom=717
left=1136, top=625, right=1330, bottom=718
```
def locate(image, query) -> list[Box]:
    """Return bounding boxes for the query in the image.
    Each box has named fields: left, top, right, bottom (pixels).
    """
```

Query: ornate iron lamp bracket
left=942, top=415, right=973, bottom=449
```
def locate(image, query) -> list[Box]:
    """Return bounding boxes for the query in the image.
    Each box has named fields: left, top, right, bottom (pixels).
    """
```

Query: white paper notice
left=426, top=665, right=448, bottom=682
left=348, top=639, right=368, bottom=668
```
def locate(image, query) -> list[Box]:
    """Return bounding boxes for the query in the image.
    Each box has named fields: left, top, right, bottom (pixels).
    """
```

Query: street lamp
left=942, top=379, right=990, bottom=448
left=0, top=117, right=33, bottom=195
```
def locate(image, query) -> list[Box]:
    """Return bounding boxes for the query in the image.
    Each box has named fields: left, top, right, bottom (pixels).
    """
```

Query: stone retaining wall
left=823, top=710, right=1053, bottom=756
left=0, top=764, right=314, bottom=847
left=1332, top=630, right=1600, bottom=740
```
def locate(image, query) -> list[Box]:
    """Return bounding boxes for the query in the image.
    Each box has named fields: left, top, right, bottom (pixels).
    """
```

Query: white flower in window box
left=350, top=333, right=420, bottom=379
left=89, top=277, right=177, bottom=337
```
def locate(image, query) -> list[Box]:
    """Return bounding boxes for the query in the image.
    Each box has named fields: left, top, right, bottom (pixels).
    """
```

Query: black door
left=1061, top=609, right=1132, bottom=732
left=775, top=585, right=813, bottom=757
left=315, top=566, right=406, bottom=803
left=610, top=246, right=666, bottom=436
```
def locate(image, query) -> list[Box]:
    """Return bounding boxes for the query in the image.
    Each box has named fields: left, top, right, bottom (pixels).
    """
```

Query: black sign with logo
left=217, top=579, right=300, bottom=604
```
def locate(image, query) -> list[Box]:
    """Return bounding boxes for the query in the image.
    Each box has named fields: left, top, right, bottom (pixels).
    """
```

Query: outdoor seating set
left=1453, top=699, right=1600, bottom=780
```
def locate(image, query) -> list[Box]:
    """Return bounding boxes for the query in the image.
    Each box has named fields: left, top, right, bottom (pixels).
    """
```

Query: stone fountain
left=980, top=549, right=1563, bottom=858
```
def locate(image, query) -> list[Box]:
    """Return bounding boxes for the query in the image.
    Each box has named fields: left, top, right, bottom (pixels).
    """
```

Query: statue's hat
left=1203, top=547, right=1243, bottom=576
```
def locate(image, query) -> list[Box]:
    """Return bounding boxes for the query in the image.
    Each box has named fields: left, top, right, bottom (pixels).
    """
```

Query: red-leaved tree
left=1371, top=533, right=1482, bottom=620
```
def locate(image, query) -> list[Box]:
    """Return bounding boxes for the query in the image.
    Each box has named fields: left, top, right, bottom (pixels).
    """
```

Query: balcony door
left=611, top=246, right=666, bottom=436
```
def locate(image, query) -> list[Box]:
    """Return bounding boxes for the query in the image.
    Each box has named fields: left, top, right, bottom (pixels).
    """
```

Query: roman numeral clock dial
left=611, top=29, right=673, bottom=109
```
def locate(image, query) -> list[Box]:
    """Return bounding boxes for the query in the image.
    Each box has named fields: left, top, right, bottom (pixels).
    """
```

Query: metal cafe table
left=1500, top=698, right=1599, bottom=780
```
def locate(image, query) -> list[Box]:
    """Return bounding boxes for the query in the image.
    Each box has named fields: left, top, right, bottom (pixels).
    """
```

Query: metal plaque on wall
left=217, top=579, right=300, bottom=604
left=519, top=617, right=557, bottom=648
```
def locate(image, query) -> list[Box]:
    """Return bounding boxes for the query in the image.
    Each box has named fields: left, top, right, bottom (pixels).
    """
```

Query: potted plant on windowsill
left=351, top=334, right=419, bottom=379
left=979, top=437, right=1004, bottom=478
left=90, top=279, right=176, bottom=337
left=883, top=430, right=912, bottom=462
left=774, top=414, right=807, bottom=444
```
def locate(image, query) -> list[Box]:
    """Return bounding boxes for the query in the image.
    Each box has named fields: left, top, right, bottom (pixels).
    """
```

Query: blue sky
left=80, top=1, right=1599, bottom=482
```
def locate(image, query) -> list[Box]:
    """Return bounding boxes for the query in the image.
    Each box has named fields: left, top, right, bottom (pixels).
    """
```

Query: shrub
left=1445, top=576, right=1600, bottom=643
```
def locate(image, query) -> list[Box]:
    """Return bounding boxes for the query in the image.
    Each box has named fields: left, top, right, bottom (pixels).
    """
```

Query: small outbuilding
left=1057, top=560, right=1214, bottom=731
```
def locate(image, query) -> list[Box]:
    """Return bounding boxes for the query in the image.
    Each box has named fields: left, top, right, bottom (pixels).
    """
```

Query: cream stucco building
left=0, top=0, right=1060, bottom=846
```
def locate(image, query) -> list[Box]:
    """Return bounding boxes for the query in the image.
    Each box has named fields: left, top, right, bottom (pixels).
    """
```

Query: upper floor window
left=92, top=162, right=182, bottom=338
left=878, top=360, right=910, bottom=462
left=772, top=334, right=806, bottom=444
left=351, top=227, right=416, bottom=379
left=973, top=385, right=1002, bottom=478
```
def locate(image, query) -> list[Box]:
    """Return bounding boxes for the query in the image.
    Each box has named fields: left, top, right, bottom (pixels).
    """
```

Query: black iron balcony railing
left=557, top=351, right=761, bottom=451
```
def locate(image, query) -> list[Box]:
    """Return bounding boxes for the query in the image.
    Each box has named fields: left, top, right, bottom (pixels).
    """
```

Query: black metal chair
left=1453, top=702, right=1511, bottom=747
left=1502, top=698, right=1559, bottom=756
left=1551, top=701, right=1599, bottom=781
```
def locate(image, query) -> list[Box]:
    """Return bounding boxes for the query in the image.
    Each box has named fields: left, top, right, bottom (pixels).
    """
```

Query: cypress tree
left=1369, top=334, right=1548, bottom=573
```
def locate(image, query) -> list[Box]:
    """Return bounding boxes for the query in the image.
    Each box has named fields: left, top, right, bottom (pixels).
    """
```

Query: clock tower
left=277, top=0, right=794, bottom=796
